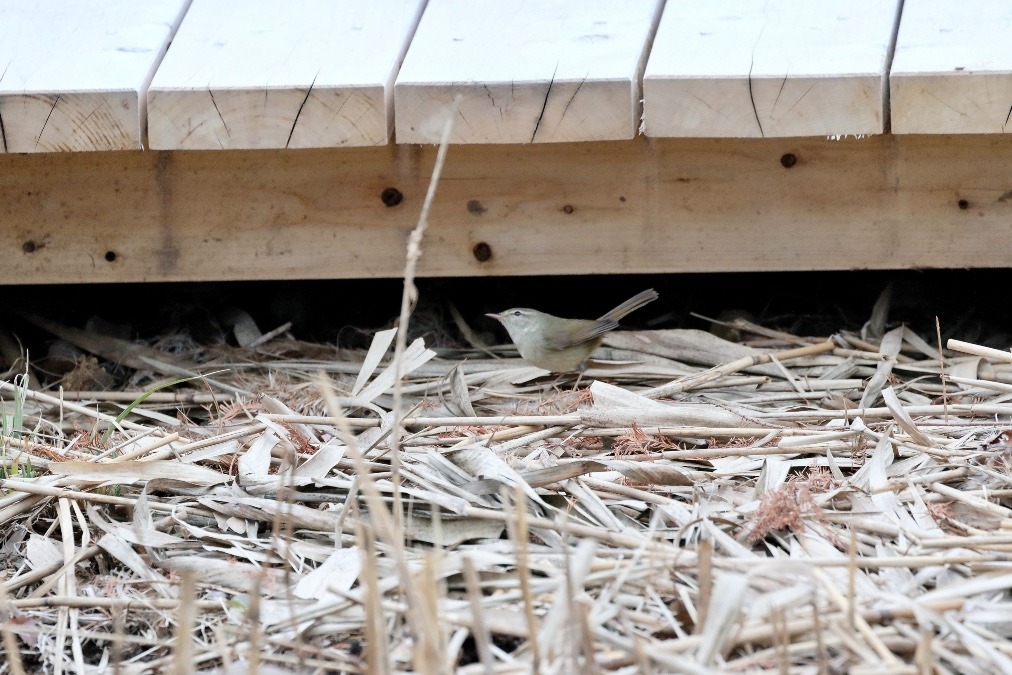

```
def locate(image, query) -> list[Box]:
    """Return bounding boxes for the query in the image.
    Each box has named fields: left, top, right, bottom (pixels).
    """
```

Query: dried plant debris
left=4, top=315, right=1012, bottom=674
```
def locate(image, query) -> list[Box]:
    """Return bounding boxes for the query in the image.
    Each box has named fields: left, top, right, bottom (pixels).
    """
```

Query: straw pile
left=2, top=305, right=1012, bottom=674
left=4, top=110, right=1012, bottom=674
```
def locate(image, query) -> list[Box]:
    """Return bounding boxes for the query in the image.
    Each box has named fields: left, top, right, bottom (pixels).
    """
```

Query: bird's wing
left=542, top=319, right=619, bottom=350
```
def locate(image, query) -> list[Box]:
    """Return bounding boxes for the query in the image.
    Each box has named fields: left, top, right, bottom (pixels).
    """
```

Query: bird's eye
left=513, top=310, right=522, bottom=317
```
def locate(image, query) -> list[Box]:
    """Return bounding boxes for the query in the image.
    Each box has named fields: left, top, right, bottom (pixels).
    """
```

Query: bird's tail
left=599, top=289, right=659, bottom=322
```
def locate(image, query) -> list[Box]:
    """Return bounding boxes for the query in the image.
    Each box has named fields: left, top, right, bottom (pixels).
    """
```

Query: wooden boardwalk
left=1, top=0, right=1009, bottom=282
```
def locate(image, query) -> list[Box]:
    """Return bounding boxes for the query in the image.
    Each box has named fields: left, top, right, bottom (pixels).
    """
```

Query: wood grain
left=891, top=0, right=1012, bottom=134
left=0, top=0, right=188, bottom=152
left=395, top=0, right=663, bottom=144
left=643, top=0, right=901, bottom=138
left=1, top=135, right=1011, bottom=283
left=147, top=0, right=425, bottom=149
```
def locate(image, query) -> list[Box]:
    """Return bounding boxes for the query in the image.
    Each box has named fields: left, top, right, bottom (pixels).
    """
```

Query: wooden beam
left=891, top=0, right=1012, bottom=134
left=643, top=0, right=901, bottom=138
left=394, top=0, right=663, bottom=144
left=147, top=0, right=425, bottom=149
left=1, top=135, right=1011, bottom=283
left=0, top=0, right=188, bottom=153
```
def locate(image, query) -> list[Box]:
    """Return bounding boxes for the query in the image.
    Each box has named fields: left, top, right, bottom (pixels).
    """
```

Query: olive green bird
left=486, top=289, right=658, bottom=372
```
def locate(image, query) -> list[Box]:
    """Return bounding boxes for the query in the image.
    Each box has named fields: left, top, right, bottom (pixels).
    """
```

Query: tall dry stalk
left=389, top=96, right=462, bottom=532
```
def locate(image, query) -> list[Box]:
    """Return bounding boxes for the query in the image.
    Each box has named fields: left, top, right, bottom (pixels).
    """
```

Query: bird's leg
left=548, top=373, right=570, bottom=393
left=572, top=363, right=590, bottom=391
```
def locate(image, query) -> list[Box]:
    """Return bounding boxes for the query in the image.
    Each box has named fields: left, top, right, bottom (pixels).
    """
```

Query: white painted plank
left=147, top=0, right=424, bottom=150
left=395, top=0, right=663, bottom=144
left=890, top=0, right=1012, bottom=134
left=0, top=0, right=188, bottom=153
left=643, top=1, right=901, bottom=138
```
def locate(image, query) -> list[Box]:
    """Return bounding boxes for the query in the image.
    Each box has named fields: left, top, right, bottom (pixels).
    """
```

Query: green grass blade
left=98, top=370, right=226, bottom=448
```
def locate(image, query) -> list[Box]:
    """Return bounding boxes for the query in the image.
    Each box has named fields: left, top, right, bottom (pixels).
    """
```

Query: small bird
left=486, top=289, right=659, bottom=372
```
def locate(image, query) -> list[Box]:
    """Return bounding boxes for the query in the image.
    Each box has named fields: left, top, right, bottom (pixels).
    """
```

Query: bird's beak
left=485, top=312, right=502, bottom=322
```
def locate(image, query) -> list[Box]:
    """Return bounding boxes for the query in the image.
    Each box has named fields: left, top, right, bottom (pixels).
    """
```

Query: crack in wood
left=924, top=90, right=965, bottom=116
left=208, top=90, right=229, bottom=146
left=36, top=95, right=60, bottom=150
left=748, top=1, right=770, bottom=138
left=457, top=108, right=472, bottom=132
left=531, top=64, right=558, bottom=143
left=747, top=58, right=763, bottom=138
left=286, top=72, right=319, bottom=148
left=484, top=85, right=504, bottom=123
left=0, top=61, right=8, bottom=152
left=332, top=92, right=352, bottom=123
left=772, top=69, right=789, bottom=117
left=555, top=75, right=587, bottom=134
left=783, top=83, right=816, bottom=119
